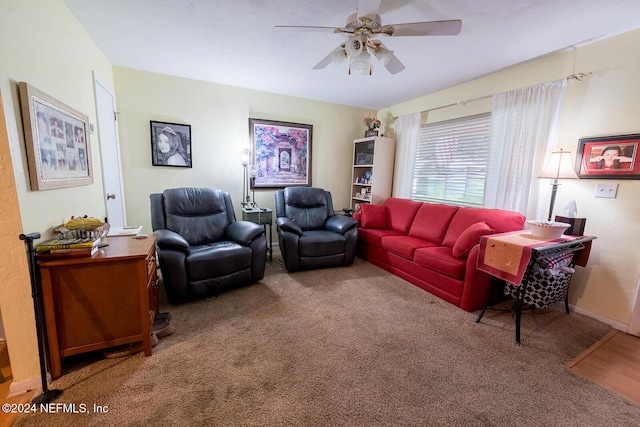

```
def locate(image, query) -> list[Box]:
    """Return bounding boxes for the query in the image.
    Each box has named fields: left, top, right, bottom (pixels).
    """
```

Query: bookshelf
left=350, top=136, right=395, bottom=211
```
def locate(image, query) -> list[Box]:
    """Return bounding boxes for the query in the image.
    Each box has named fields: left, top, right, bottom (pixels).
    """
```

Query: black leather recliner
left=275, top=187, right=358, bottom=272
left=150, top=187, right=267, bottom=304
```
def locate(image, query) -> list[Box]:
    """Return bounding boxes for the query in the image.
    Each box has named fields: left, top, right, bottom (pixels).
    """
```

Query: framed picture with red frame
left=575, top=134, right=640, bottom=179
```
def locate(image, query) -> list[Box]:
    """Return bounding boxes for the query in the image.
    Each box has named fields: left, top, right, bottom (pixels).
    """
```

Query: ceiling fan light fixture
left=331, top=48, right=347, bottom=66
left=278, top=6, right=461, bottom=76
left=350, top=51, right=371, bottom=75
left=345, top=37, right=363, bottom=57
left=374, top=45, right=393, bottom=66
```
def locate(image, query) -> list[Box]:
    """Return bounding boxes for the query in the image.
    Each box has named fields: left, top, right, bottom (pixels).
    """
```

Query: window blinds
left=412, top=113, right=491, bottom=207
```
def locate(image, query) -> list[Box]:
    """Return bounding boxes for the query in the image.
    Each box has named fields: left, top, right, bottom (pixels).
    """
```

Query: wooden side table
left=38, top=235, right=158, bottom=378
left=242, top=207, right=273, bottom=260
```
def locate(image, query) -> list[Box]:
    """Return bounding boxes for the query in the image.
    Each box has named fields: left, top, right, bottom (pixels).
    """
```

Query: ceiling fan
left=274, top=0, right=462, bottom=75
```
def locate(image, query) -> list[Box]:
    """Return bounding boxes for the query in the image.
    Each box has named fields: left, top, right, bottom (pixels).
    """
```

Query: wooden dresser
left=38, top=235, right=158, bottom=378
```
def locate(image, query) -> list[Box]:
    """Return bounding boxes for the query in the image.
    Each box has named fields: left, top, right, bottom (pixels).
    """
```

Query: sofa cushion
left=163, top=187, right=230, bottom=246
left=359, top=203, right=387, bottom=229
left=283, top=187, right=330, bottom=231
left=381, top=235, right=438, bottom=260
left=442, top=207, right=526, bottom=248
left=188, top=241, right=252, bottom=281
left=413, top=246, right=466, bottom=279
left=408, top=203, right=459, bottom=244
left=357, top=228, right=404, bottom=247
left=452, top=221, right=495, bottom=259
left=299, top=230, right=345, bottom=257
left=383, top=198, right=423, bottom=235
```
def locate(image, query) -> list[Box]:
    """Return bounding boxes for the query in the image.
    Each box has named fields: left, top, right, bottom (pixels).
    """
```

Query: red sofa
left=354, top=198, right=526, bottom=312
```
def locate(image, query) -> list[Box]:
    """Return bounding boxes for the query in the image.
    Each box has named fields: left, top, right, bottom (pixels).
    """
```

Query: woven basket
left=54, top=223, right=110, bottom=240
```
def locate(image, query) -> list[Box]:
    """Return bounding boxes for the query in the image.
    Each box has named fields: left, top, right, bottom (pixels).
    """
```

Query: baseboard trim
left=569, top=304, right=629, bottom=333
left=8, top=375, right=42, bottom=398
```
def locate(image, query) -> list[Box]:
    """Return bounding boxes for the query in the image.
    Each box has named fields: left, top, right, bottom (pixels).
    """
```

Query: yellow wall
left=0, top=0, right=113, bottom=392
left=113, top=68, right=369, bottom=233
left=0, top=90, right=40, bottom=394
left=0, top=0, right=368, bottom=390
left=380, top=29, right=640, bottom=327
left=2, top=0, right=639, bottom=393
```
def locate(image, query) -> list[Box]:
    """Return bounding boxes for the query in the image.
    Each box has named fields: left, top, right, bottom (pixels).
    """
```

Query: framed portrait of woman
left=575, top=134, right=640, bottom=179
left=150, top=121, right=192, bottom=167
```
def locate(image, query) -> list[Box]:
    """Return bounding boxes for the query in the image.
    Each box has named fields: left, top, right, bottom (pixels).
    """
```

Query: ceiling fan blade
left=380, top=19, right=462, bottom=37
left=371, top=40, right=406, bottom=74
left=273, top=25, right=343, bottom=33
left=312, top=45, right=347, bottom=70
left=383, top=54, right=405, bottom=74
left=357, top=0, right=382, bottom=19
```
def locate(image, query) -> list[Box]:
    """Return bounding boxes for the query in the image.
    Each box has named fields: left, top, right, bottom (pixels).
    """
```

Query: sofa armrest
left=352, top=211, right=362, bottom=226
left=155, top=229, right=190, bottom=253
left=276, top=217, right=303, bottom=236
left=325, top=215, right=357, bottom=235
left=459, top=244, right=492, bottom=312
left=226, top=221, right=264, bottom=246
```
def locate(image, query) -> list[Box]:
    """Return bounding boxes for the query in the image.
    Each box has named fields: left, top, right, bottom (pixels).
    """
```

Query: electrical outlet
left=594, top=183, right=618, bottom=198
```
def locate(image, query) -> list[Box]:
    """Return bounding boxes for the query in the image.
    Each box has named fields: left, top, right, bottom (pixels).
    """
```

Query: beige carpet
left=16, top=252, right=640, bottom=426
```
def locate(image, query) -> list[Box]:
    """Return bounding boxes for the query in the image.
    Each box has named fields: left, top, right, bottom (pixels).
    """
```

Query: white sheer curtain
left=484, top=79, right=567, bottom=220
left=392, top=112, right=421, bottom=198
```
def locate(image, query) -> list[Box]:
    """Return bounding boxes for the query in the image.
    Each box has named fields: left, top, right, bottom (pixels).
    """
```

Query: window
left=411, top=113, right=491, bottom=207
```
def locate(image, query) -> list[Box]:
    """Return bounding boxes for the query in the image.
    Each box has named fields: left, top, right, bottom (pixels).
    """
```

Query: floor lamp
left=19, top=232, right=63, bottom=404
left=538, top=148, right=578, bottom=221
left=241, top=147, right=252, bottom=208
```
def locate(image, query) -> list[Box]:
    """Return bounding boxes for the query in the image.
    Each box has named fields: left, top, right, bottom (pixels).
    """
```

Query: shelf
left=350, top=136, right=395, bottom=211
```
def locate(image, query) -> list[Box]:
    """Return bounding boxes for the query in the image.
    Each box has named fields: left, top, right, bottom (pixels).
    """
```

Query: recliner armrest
left=155, top=229, right=190, bottom=253
left=276, top=217, right=303, bottom=236
left=325, top=215, right=357, bottom=235
left=226, top=221, right=264, bottom=246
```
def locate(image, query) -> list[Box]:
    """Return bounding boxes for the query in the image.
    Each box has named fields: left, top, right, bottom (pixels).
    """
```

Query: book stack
left=36, top=236, right=103, bottom=257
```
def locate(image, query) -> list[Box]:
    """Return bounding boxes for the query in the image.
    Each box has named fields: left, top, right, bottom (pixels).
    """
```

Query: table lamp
left=538, top=148, right=578, bottom=221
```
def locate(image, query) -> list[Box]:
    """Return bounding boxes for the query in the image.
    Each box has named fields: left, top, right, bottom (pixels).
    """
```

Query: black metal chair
left=150, top=187, right=267, bottom=304
left=275, top=187, right=358, bottom=272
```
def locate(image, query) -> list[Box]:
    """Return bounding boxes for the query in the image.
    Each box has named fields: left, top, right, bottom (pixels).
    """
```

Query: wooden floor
left=566, top=329, right=640, bottom=406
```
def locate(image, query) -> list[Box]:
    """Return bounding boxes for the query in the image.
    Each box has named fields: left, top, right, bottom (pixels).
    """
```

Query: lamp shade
left=538, top=149, right=578, bottom=180
left=331, top=48, right=347, bottom=66
left=241, top=147, right=249, bottom=166
left=350, top=51, right=371, bottom=75
left=345, top=37, right=363, bottom=57
left=373, top=45, right=393, bottom=66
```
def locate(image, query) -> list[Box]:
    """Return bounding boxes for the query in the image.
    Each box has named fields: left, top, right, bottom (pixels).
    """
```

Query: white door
left=94, top=76, right=127, bottom=226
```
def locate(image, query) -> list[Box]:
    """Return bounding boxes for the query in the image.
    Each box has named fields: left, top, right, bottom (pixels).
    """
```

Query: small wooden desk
left=38, top=235, right=158, bottom=378
left=475, top=231, right=595, bottom=344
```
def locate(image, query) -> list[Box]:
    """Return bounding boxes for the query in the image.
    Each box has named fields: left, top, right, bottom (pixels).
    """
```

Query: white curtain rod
left=394, top=72, right=591, bottom=118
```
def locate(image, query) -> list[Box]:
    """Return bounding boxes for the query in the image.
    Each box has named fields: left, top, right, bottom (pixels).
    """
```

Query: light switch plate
left=594, top=183, right=618, bottom=198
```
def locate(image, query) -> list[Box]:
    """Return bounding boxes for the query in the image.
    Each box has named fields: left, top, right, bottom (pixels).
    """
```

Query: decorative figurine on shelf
left=363, top=116, right=381, bottom=138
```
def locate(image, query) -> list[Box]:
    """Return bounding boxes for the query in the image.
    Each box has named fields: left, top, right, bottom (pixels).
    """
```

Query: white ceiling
left=63, top=0, right=640, bottom=110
